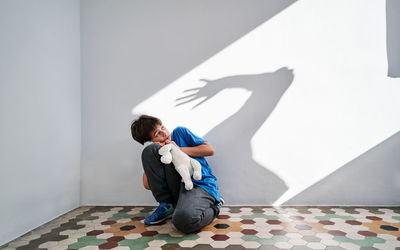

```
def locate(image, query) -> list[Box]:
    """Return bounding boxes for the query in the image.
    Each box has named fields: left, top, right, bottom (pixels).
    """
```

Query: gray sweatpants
left=141, top=143, right=219, bottom=233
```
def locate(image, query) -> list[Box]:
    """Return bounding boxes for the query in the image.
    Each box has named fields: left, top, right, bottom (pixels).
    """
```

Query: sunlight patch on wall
left=133, top=0, right=400, bottom=204
left=132, top=81, right=252, bottom=137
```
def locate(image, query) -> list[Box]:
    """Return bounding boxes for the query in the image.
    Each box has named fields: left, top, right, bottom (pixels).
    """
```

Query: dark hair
left=130, top=114, right=162, bottom=145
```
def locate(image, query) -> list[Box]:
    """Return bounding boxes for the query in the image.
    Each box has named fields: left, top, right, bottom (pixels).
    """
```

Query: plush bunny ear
left=143, top=141, right=153, bottom=147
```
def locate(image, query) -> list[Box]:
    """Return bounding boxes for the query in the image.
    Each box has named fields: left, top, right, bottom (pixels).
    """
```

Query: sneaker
left=144, top=202, right=174, bottom=225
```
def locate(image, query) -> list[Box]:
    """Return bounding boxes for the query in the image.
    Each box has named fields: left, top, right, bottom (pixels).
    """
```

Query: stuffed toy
left=144, top=141, right=202, bottom=190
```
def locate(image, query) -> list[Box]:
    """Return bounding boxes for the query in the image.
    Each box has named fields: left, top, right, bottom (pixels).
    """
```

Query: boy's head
left=131, top=114, right=170, bottom=145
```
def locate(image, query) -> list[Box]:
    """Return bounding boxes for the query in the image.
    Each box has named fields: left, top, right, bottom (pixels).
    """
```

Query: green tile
left=164, top=237, right=186, bottom=244
left=315, top=214, right=355, bottom=221
left=126, top=242, right=149, bottom=250
left=78, top=236, right=108, bottom=245
left=241, top=214, right=279, bottom=220
left=134, top=237, right=155, bottom=244
left=257, top=237, right=276, bottom=245
left=242, top=235, right=260, bottom=241
left=153, top=234, right=173, bottom=240
left=333, top=236, right=352, bottom=243
left=333, top=236, right=385, bottom=247
left=68, top=242, right=90, bottom=249
left=365, top=237, right=385, bottom=244
left=133, top=243, right=149, bottom=250
left=117, top=240, right=134, bottom=248
left=251, top=235, right=289, bottom=245
left=392, top=216, right=400, bottom=221
left=108, top=212, right=149, bottom=220
left=119, top=237, right=153, bottom=250
left=68, top=236, right=107, bottom=249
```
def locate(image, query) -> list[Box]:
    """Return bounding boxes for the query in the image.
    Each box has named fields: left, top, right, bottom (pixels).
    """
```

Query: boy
left=130, top=114, right=222, bottom=233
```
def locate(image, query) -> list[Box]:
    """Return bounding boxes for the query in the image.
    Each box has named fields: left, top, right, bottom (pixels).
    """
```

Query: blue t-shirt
left=171, top=126, right=221, bottom=202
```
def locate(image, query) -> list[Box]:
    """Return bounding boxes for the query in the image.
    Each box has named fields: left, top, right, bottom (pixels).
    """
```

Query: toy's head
left=158, top=144, right=173, bottom=164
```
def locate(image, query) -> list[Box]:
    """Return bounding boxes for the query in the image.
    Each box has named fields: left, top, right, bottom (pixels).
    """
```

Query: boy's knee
left=141, top=143, right=160, bottom=159
left=172, top=210, right=201, bottom=234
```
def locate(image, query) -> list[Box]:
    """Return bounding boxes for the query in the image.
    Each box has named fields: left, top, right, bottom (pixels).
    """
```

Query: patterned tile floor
left=1, top=206, right=400, bottom=250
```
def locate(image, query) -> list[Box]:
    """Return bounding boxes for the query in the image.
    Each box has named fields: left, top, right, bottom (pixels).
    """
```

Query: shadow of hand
left=175, top=79, right=223, bottom=109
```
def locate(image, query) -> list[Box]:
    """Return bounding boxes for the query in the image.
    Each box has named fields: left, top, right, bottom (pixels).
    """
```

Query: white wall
left=387, top=0, right=400, bottom=77
left=0, top=0, right=81, bottom=245
left=80, top=0, right=296, bottom=205
left=80, top=0, right=400, bottom=206
left=286, top=131, right=400, bottom=206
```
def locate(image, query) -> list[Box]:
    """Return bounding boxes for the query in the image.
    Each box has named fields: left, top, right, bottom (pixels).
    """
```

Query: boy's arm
left=177, top=142, right=214, bottom=157
left=158, top=140, right=213, bottom=157
left=142, top=173, right=150, bottom=190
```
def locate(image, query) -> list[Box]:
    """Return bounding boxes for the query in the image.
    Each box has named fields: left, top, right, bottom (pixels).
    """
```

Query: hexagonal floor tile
left=2, top=205, right=400, bottom=250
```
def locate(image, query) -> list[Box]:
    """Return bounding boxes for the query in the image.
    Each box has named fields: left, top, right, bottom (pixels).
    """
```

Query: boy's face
left=150, top=124, right=171, bottom=144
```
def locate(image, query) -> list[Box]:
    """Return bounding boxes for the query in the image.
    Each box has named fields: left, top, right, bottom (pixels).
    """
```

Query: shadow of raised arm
left=175, top=78, right=234, bottom=109
left=175, top=67, right=293, bottom=109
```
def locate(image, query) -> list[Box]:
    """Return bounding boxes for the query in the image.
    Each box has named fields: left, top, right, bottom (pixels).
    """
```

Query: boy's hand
left=165, top=140, right=181, bottom=151
left=154, top=140, right=181, bottom=151
left=154, top=141, right=166, bottom=147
